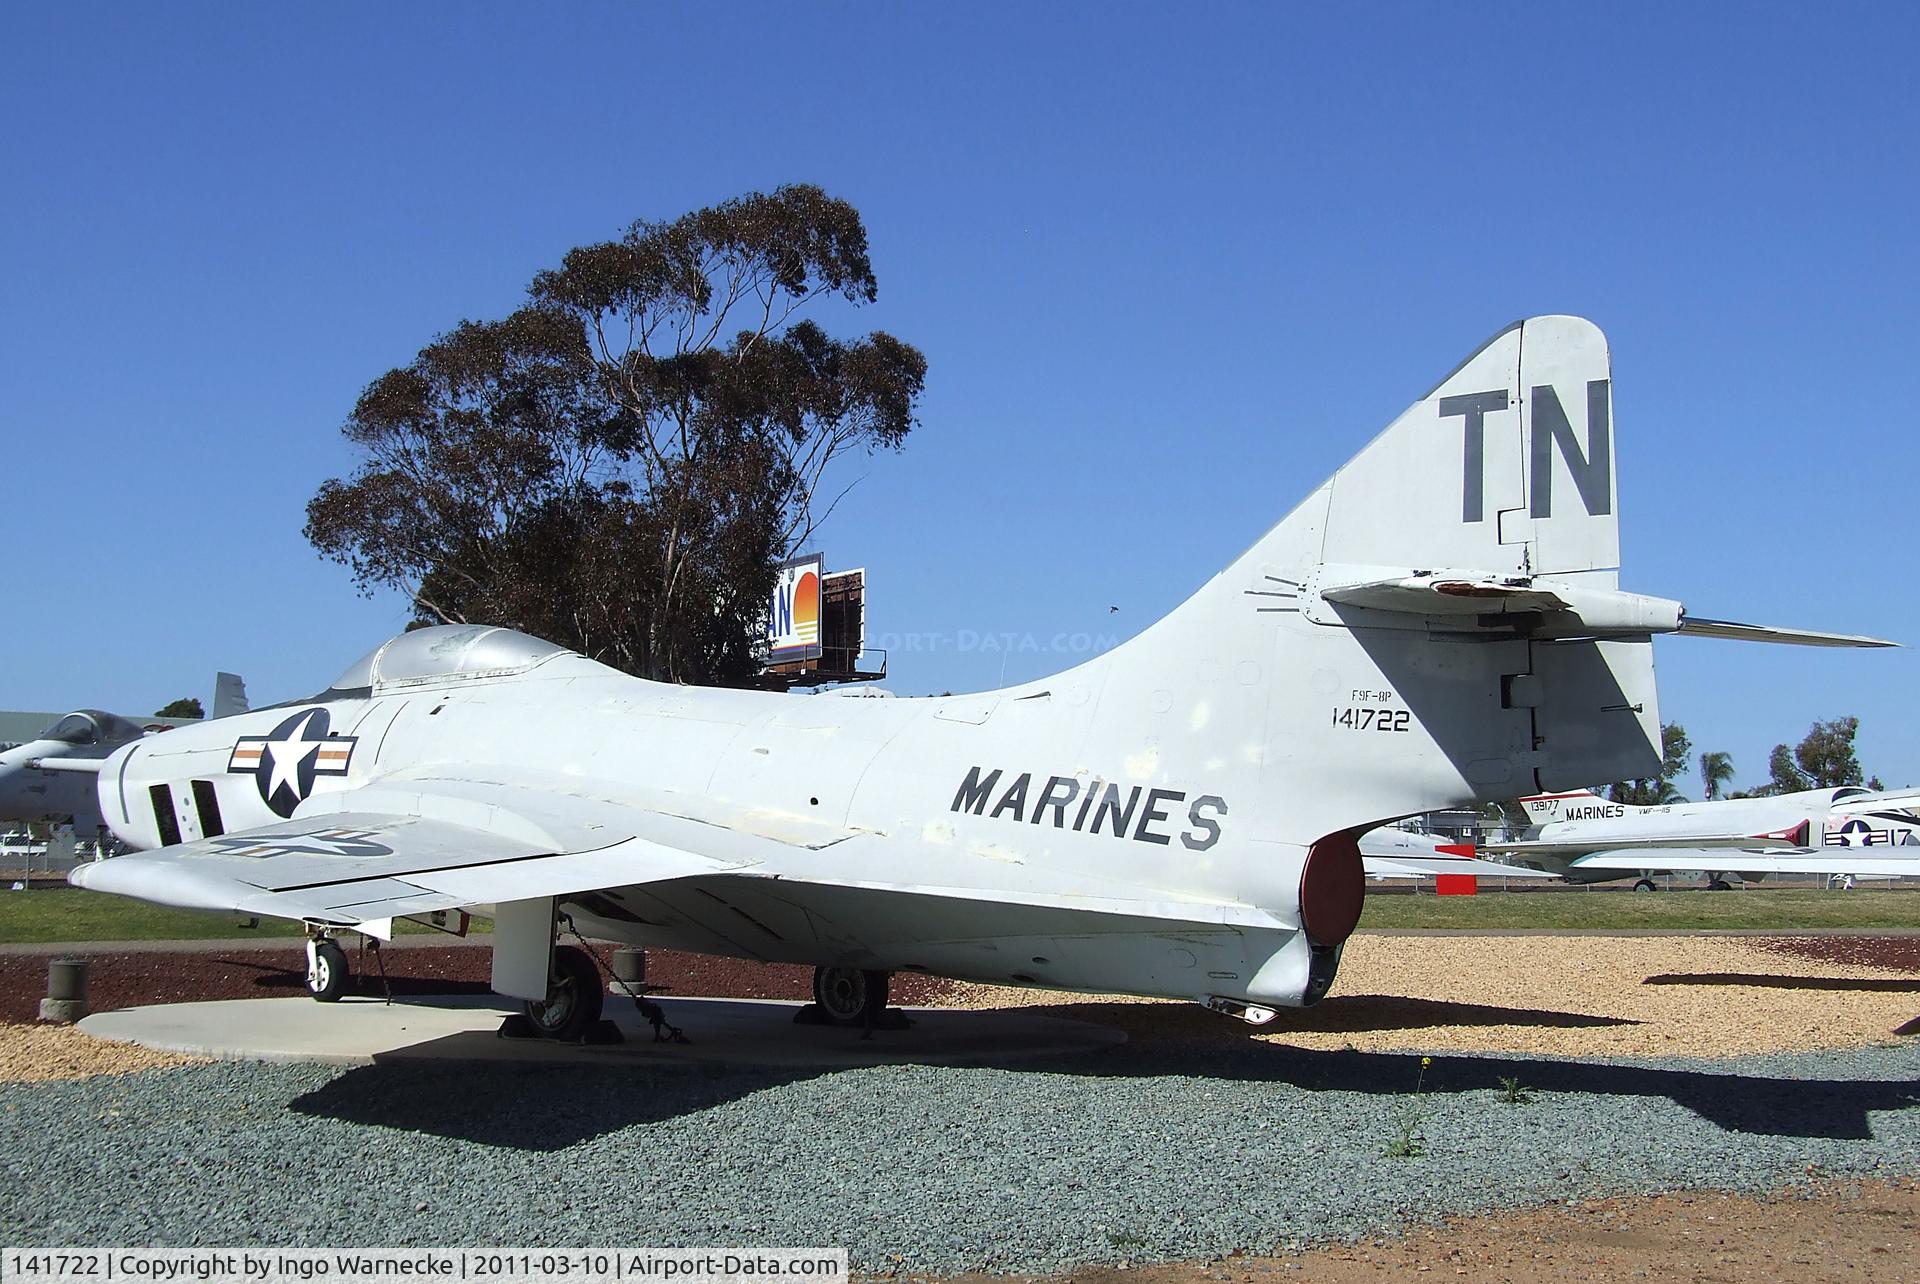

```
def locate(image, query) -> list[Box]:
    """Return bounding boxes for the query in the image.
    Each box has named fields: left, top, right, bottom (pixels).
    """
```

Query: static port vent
left=148, top=784, right=182, bottom=847
left=190, top=780, right=225, bottom=838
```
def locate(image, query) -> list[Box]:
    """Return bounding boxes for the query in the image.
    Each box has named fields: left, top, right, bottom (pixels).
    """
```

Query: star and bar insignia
left=203, top=827, right=393, bottom=860
left=227, top=709, right=358, bottom=818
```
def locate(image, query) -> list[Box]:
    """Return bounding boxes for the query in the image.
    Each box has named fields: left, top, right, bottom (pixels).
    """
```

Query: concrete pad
left=78, top=994, right=1126, bottom=1068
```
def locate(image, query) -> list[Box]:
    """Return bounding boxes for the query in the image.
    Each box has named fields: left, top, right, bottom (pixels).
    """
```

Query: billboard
left=768, top=553, right=825, bottom=661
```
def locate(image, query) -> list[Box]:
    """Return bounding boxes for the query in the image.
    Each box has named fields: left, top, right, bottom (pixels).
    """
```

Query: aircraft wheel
left=521, top=945, right=604, bottom=1041
left=308, top=939, right=349, bottom=1003
left=1632, top=879, right=1657, bottom=893
left=812, top=966, right=889, bottom=1026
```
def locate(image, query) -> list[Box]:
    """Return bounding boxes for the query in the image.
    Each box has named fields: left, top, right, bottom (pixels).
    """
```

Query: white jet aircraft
left=1358, top=827, right=1552, bottom=882
left=67, top=317, right=1894, bottom=1036
left=1, top=676, right=250, bottom=834
left=1486, top=787, right=1920, bottom=889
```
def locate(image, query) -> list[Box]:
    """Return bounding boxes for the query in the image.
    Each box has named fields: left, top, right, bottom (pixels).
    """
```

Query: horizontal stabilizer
left=1319, top=573, right=1571, bottom=617
left=1317, top=568, right=1895, bottom=648
left=1675, top=617, right=1898, bottom=648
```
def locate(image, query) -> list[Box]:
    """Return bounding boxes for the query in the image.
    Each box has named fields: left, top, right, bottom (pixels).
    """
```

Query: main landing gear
left=800, top=966, right=909, bottom=1034
left=519, top=944, right=604, bottom=1041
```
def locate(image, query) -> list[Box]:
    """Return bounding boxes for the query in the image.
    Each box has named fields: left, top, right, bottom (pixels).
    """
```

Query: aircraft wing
left=69, top=808, right=757, bottom=927
left=1829, top=788, right=1920, bottom=815
left=1482, top=833, right=1806, bottom=858
left=1568, top=849, right=1920, bottom=877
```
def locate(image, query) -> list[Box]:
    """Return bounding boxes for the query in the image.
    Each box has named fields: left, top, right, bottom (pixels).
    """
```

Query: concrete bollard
left=40, top=957, right=90, bottom=1023
left=611, top=948, right=647, bottom=986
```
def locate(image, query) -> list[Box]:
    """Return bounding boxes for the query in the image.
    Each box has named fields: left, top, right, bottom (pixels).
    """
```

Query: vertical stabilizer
left=1073, top=317, right=1660, bottom=850
left=211, top=673, right=250, bottom=721
left=1319, top=315, right=1619, bottom=584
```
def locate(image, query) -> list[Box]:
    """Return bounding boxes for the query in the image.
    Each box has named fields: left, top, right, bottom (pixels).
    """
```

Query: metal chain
left=559, top=914, right=689, bottom=1044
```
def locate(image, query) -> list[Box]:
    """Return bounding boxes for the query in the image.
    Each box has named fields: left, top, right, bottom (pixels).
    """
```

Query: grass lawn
left=0, top=888, right=487, bottom=945
left=1359, top=885, right=1920, bottom=931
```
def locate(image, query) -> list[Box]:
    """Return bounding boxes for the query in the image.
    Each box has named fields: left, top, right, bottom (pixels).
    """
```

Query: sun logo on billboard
left=769, top=554, right=825, bottom=660
left=792, top=570, right=819, bottom=642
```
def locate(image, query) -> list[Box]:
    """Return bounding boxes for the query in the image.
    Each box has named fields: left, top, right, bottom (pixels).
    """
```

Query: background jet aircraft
left=69, top=317, right=1893, bottom=1038
left=1486, top=787, right=1920, bottom=889
left=0, top=675, right=249, bottom=834
left=1358, top=826, right=1555, bottom=882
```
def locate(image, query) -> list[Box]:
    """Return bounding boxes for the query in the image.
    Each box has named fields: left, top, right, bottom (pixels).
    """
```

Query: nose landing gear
left=306, top=936, right=349, bottom=1002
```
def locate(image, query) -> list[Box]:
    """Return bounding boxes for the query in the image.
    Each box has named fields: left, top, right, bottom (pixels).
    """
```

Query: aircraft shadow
left=289, top=1057, right=821, bottom=1151
left=284, top=998, right=1918, bottom=1146
left=230, top=958, right=495, bottom=999
left=1254, top=993, right=1637, bottom=1033
left=1009, top=1017, right=1918, bottom=1141
left=1643, top=972, right=1920, bottom=994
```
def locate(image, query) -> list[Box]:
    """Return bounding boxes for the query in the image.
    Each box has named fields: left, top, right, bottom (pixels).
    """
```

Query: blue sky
left=2, top=4, right=1914, bottom=794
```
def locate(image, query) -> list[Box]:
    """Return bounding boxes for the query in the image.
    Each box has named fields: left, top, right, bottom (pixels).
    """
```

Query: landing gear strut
left=307, top=936, right=349, bottom=1002
left=519, top=944, right=604, bottom=1041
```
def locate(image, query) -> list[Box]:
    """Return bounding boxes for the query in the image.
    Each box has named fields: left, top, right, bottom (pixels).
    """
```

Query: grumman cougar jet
left=1487, top=787, right=1920, bottom=890
left=71, top=318, right=1893, bottom=1037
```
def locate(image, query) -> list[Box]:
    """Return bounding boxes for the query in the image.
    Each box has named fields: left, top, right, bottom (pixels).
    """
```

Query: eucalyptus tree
left=307, top=185, right=927, bottom=685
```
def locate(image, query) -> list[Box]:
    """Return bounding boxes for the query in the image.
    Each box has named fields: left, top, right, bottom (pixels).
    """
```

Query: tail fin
left=1517, top=790, right=1636, bottom=827
left=1058, top=316, right=1886, bottom=852
left=211, top=673, right=249, bottom=721
left=1075, top=317, right=1658, bottom=848
left=1318, top=315, right=1621, bottom=586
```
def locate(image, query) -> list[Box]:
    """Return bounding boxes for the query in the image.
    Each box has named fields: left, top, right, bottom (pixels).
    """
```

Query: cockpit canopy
left=327, top=625, right=570, bottom=695
left=40, top=710, right=146, bottom=746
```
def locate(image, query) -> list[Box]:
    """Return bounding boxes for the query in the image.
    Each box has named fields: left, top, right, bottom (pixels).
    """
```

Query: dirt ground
left=0, top=1022, right=202, bottom=1080
left=924, top=1180, right=1920, bottom=1284
left=4, top=932, right=1917, bottom=1077
left=943, top=934, right=1920, bottom=1059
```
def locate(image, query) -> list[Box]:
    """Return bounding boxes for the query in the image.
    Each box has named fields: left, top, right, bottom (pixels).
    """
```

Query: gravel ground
left=2, top=1037, right=1917, bottom=1272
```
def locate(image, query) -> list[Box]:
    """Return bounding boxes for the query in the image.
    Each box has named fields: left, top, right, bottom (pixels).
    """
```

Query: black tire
left=1632, top=879, right=1657, bottom=893
left=521, top=945, right=604, bottom=1041
left=1708, top=878, right=1733, bottom=891
left=308, top=940, right=349, bottom=1002
left=812, top=966, right=890, bottom=1026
